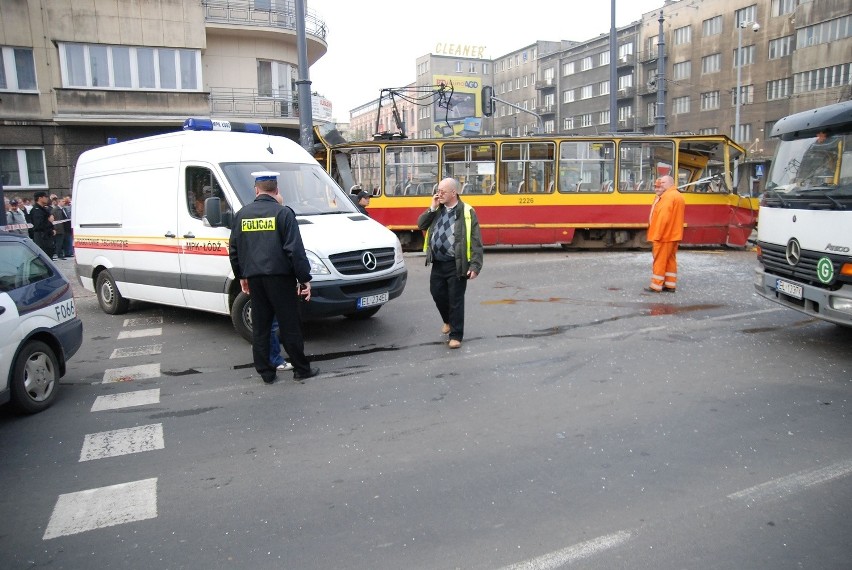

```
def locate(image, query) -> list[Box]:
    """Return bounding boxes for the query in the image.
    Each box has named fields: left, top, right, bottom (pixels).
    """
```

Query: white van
left=72, top=119, right=407, bottom=340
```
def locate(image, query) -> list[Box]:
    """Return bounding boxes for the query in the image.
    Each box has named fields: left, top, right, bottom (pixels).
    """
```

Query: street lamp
left=734, top=20, right=760, bottom=185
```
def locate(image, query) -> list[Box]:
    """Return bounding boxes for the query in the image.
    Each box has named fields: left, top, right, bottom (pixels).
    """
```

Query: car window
left=0, top=242, right=53, bottom=292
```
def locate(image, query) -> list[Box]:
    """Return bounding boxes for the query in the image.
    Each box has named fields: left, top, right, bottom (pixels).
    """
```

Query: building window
left=456, top=61, right=463, bottom=72
left=735, top=5, right=757, bottom=27
left=257, top=60, right=295, bottom=97
left=581, top=57, right=593, bottom=71
left=733, top=45, right=755, bottom=67
left=674, top=26, right=692, bottom=45
left=483, top=63, right=489, bottom=75
left=699, top=127, right=719, bottom=135
left=701, top=53, right=721, bottom=74
left=618, top=43, right=634, bottom=58
left=702, top=16, right=722, bottom=36
left=563, top=117, right=574, bottom=130
left=507, top=81, right=512, bottom=92
left=59, top=42, right=201, bottom=90
left=544, top=120, right=555, bottom=134
left=700, top=91, right=720, bottom=110
left=599, top=51, right=610, bottom=66
left=516, top=78, right=520, bottom=89
left=771, top=0, right=798, bottom=17
left=580, top=85, right=593, bottom=99
left=580, top=114, right=593, bottom=127
left=766, top=78, right=792, bottom=100
left=0, top=46, right=37, bottom=91
left=731, top=123, right=751, bottom=143
left=796, top=15, right=852, bottom=47
left=599, top=80, right=610, bottom=95
left=618, top=105, right=633, bottom=120
left=793, top=63, right=852, bottom=94
left=599, top=110, right=610, bottom=125
left=617, top=75, right=633, bottom=90
left=563, top=61, right=575, bottom=76
left=672, top=96, right=690, bottom=115
left=672, top=61, right=691, bottom=80
left=646, top=102, right=656, bottom=125
left=469, top=62, right=476, bottom=73
left=563, top=89, right=574, bottom=103
left=523, top=75, right=528, bottom=87
left=732, top=84, right=754, bottom=106
left=768, top=36, right=795, bottom=59
left=0, top=148, right=47, bottom=188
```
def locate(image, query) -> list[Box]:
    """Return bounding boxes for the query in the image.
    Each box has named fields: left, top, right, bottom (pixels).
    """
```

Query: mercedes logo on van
left=786, top=238, right=801, bottom=266
left=362, top=251, right=378, bottom=271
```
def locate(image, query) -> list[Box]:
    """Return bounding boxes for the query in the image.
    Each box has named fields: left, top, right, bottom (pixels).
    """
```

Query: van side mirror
left=481, top=86, right=494, bottom=117
left=204, top=197, right=226, bottom=227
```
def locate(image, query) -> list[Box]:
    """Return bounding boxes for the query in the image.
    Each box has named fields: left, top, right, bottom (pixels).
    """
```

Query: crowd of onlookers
left=4, top=193, right=74, bottom=259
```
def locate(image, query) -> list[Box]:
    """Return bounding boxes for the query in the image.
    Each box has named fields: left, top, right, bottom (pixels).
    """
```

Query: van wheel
left=231, top=292, right=253, bottom=343
left=96, top=270, right=129, bottom=315
left=10, top=340, right=59, bottom=413
left=344, top=306, right=381, bottom=320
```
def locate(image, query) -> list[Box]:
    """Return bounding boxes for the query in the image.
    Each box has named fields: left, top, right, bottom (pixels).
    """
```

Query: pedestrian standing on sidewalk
left=417, top=177, right=484, bottom=349
left=645, top=175, right=685, bottom=293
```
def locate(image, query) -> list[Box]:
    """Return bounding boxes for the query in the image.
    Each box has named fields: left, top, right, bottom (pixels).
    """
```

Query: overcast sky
left=308, top=0, right=665, bottom=121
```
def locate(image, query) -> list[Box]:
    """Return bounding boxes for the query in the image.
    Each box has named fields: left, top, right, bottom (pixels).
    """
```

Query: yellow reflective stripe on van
left=241, top=217, right=276, bottom=231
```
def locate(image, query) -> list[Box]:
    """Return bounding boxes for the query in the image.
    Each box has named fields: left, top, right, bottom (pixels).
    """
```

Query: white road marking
left=728, top=459, right=852, bottom=503
left=43, top=478, right=158, bottom=540
left=102, top=363, right=160, bottom=383
left=91, top=389, right=160, bottom=412
left=497, top=530, right=632, bottom=570
left=706, top=307, right=783, bottom=321
left=80, top=424, right=164, bottom=462
left=117, top=327, right=163, bottom=339
left=123, top=316, right=163, bottom=327
left=110, top=344, right=163, bottom=359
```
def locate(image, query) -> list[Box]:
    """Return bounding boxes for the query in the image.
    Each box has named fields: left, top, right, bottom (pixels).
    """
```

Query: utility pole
left=609, top=0, right=617, bottom=132
left=295, top=0, right=313, bottom=152
left=654, top=10, right=666, bottom=135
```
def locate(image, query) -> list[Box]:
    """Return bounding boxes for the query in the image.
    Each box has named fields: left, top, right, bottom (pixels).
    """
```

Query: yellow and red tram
left=314, top=128, right=758, bottom=250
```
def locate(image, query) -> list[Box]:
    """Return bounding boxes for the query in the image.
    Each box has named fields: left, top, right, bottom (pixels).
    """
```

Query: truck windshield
left=765, top=133, right=852, bottom=197
left=221, top=162, right=357, bottom=215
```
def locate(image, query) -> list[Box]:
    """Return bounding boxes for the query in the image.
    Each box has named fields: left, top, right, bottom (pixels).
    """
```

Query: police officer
left=30, top=191, right=56, bottom=257
left=228, top=171, right=319, bottom=384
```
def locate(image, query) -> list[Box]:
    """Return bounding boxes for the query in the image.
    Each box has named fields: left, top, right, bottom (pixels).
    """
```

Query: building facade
left=0, top=0, right=327, bottom=198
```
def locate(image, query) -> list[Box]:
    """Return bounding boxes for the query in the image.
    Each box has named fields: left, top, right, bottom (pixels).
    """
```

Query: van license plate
left=776, top=279, right=803, bottom=300
left=357, top=292, right=389, bottom=309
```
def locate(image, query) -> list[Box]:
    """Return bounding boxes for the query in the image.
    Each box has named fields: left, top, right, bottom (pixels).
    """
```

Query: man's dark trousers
left=429, top=259, right=467, bottom=341
left=248, top=274, right=311, bottom=381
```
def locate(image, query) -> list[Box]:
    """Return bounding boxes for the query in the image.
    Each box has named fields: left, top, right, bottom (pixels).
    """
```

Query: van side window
left=185, top=167, right=231, bottom=220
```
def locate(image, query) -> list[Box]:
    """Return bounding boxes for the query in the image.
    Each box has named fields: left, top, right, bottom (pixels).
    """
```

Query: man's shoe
left=293, top=367, right=320, bottom=383
left=643, top=287, right=661, bottom=293
left=276, top=361, right=294, bottom=371
left=448, top=339, right=462, bottom=349
left=262, top=375, right=277, bottom=384
left=441, top=323, right=451, bottom=334
left=662, top=288, right=676, bottom=293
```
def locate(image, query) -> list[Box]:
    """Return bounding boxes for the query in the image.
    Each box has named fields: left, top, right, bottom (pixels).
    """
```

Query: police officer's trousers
left=248, top=274, right=311, bottom=380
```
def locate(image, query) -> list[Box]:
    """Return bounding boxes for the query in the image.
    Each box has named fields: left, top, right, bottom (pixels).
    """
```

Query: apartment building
left=0, top=0, right=327, bottom=198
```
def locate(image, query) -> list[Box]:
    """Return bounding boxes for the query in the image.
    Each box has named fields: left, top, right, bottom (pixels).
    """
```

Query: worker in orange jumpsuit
left=646, top=175, right=685, bottom=293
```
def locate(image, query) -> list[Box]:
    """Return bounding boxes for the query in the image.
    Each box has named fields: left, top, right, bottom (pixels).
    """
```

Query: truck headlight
left=305, top=250, right=331, bottom=275
left=829, top=297, right=852, bottom=314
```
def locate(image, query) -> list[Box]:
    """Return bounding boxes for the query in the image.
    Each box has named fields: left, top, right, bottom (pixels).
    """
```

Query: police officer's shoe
left=262, top=374, right=277, bottom=384
left=293, top=367, right=320, bottom=383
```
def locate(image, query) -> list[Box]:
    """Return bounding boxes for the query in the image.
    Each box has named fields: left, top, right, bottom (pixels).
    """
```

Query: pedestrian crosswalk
left=43, top=314, right=167, bottom=540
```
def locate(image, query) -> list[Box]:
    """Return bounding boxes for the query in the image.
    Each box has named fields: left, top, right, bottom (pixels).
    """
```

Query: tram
left=314, top=126, right=758, bottom=250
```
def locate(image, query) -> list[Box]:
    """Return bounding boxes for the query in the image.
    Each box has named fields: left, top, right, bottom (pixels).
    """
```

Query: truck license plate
left=776, top=279, right=803, bottom=300
left=357, top=292, right=389, bottom=309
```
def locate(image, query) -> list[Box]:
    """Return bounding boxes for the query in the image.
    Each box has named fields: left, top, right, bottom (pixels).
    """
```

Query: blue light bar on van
left=183, top=118, right=263, bottom=134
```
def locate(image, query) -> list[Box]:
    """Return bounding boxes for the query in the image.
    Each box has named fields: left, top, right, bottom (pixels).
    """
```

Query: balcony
left=616, top=53, right=635, bottom=67
left=538, top=103, right=555, bottom=115
left=616, top=86, right=636, bottom=99
left=639, top=49, right=659, bottom=63
left=535, top=77, right=555, bottom=90
left=202, top=0, right=327, bottom=40
left=53, top=89, right=209, bottom=123
left=209, top=87, right=300, bottom=121
left=617, top=117, right=635, bottom=130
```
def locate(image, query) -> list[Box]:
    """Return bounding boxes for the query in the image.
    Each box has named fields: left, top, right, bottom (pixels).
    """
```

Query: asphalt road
left=1, top=248, right=851, bottom=569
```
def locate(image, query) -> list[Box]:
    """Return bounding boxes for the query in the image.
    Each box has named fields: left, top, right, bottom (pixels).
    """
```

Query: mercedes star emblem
left=362, top=251, right=378, bottom=271
left=785, top=238, right=801, bottom=266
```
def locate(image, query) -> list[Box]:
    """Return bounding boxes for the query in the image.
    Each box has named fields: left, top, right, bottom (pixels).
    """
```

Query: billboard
left=432, top=76, right=482, bottom=138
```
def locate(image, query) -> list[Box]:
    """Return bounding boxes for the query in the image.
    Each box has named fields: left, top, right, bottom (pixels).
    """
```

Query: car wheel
left=96, top=270, right=129, bottom=315
left=231, top=292, right=253, bottom=343
left=344, top=306, right=381, bottom=320
left=10, top=340, right=60, bottom=413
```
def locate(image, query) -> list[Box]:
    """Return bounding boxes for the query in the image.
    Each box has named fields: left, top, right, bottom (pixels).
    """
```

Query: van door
left=178, top=165, right=233, bottom=313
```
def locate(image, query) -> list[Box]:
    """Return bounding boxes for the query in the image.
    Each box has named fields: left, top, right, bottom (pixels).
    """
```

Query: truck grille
left=329, top=248, right=396, bottom=275
left=758, top=241, right=845, bottom=288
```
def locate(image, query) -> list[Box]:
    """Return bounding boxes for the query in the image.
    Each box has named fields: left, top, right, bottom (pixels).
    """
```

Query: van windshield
left=221, top=162, right=357, bottom=215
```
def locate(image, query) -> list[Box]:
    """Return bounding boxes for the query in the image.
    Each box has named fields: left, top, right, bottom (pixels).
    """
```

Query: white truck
left=72, top=119, right=407, bottom=340
left=754, top=100, right=852, bottom=327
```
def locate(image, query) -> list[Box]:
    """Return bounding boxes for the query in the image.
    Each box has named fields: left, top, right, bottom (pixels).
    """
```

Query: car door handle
left=164, top=231, right=176, bottom=238
left=183, top=232, right=195, bottom=239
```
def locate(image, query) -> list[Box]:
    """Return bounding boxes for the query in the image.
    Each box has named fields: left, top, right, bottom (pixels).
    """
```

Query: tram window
left=618, top=141, right=675, bottom=192
left=347, top=147, right=382, bottom=196
left=386, top=144, right=438, bottom=197
left=678, top=139, right=728, bottom=193
left=558, top=141, right=615, bottom=193
left=443, top=143, right=496, bottom=195
left=499, top=142, right=555, bottom=194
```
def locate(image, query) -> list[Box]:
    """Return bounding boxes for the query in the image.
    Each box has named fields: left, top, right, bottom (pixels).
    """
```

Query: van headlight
left=394, top=238, right=404, bottom=265
left=305, top=250, right=331, bottom=275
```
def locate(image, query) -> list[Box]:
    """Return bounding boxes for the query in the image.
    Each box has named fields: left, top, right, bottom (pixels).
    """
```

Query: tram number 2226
left=519, top=197, right=535, bottom=204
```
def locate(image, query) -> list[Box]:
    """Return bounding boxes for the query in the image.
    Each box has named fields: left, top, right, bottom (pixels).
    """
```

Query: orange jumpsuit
left=647, top=187, right=686, bottom=291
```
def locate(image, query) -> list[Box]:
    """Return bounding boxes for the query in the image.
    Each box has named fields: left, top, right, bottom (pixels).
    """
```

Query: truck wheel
left=96, top=270, right=129, bottom=315
left=344, top=306, right=381, bottom=320
left=231, top=292, right=253, bottom=343
left=10, top=340, right=59, bottom=413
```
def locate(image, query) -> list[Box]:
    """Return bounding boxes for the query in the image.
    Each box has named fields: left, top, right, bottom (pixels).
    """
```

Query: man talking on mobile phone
left=417, top=177, right=484, bottom=349
left=229, top=171, right=319, bottom=384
